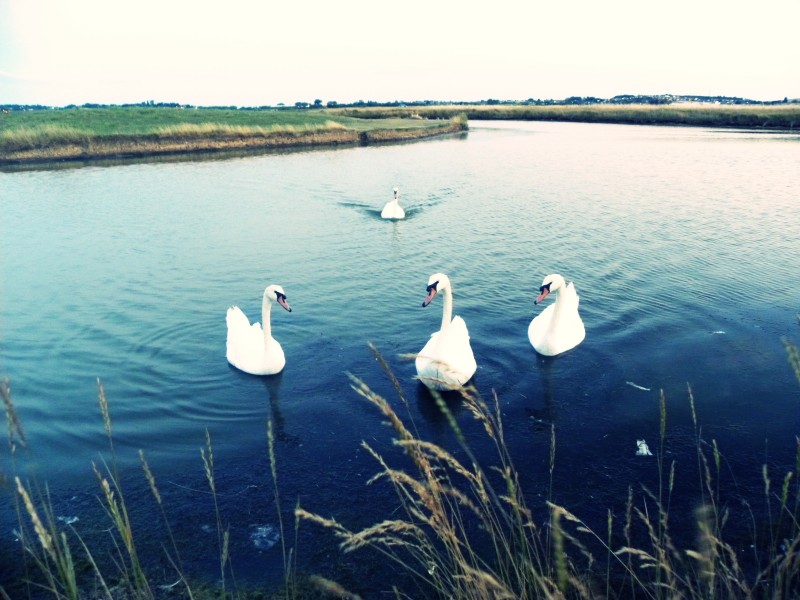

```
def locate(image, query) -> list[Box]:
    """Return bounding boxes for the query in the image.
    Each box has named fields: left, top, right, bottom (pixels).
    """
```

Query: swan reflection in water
left=262, top=373, right=300, bottom=445
left=526, top=355, right=557, bottom=432
left=414, top=380, right=468, bottom=433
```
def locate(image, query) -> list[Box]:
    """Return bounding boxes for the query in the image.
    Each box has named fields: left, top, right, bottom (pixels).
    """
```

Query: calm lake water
left=2, top=121, right=799, bottom=593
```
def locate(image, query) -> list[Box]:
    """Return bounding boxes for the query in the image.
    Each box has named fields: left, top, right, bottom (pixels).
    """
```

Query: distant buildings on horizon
left=2, top=94, right=798, bottom=111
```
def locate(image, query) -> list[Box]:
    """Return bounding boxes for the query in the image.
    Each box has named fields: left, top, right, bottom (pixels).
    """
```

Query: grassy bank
left=333, top=103, right=800, bottom=129
left=0, top=107, right=467, bottom=166
left=3, top=102, right=797, bottom=167
left=4, top=337, right=800, bottom=599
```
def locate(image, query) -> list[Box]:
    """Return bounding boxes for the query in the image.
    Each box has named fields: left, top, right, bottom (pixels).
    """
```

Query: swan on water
left=415, top=273, right=477, bottom=390
left=528, top=274, right=585, bottom=357
left=226, top=284, right=292, bottom=375
left=381, top=187, right=405, bottom=220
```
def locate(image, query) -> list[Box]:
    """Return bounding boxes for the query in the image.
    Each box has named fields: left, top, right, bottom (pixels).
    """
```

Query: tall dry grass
left=152, top=121, right=348, bottom=139
left=0, top=121, right=350, bottom=154
left=0, top=125, right=91, bottom=152
left=334, top=104, right=800, bottom=129
left=4, top=377, right=306, bottom=600
left=296, top=345, right=609, bottom=599
left=4, top=334, right=800, bottom=598
left=296, top=342, right=800, bottom=599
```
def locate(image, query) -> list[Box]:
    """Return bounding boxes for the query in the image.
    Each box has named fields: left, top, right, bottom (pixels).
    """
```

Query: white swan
left=226, top=284, right=292, bottom=375
left=415, top=273, right=477, bottom=390
left=528, top=274, right=585, bottom=356
left=381, top=187, right=405, bottom=220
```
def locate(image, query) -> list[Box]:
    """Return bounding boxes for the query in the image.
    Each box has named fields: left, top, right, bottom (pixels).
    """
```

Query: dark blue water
left=2, top=121, right=799, bottom=593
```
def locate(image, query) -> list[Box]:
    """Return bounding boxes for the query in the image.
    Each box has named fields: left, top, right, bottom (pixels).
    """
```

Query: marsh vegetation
left=0, top=107, right=467, bottom=165
left=333, top=103, right=800, bottom=129
left=3, top=102, right=798, bottom=168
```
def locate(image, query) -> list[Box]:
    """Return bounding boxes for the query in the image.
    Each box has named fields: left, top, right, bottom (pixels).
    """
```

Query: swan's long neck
left=261, top=295, right=273, bottom=345
left=551, top=286, right=567, bottom=324
left=440, top=286, right=453, bottom=332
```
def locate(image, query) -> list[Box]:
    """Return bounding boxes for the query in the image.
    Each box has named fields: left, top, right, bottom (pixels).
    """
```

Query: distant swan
left=226, top=284, right=292, bottom=375
left=528, top=274, right=585, bottom=356
left=381, top=187, right=405, bottom=220
left=415, top=273, right=477, bottom=390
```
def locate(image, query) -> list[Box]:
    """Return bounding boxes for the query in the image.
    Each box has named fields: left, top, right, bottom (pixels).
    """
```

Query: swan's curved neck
left=440, top=286, right=453, bottom=331
left=261, top=295, right=274, bottom=344
left=551, top=286, right=568, bottom=320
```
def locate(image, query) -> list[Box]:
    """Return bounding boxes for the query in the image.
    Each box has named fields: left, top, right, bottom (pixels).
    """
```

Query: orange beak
left=535, top=288, right=550, bottom=305
left=422, top=287, right=437, bottom=307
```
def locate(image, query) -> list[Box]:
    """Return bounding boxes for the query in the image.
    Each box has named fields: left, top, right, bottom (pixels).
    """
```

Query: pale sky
left=1, top=0, right=798, bottom=107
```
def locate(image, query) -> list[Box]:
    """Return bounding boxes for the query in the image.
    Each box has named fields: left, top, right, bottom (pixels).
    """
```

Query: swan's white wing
left=381, top=200, right=405, bottom=219
left=562, top=282, right=586, bottom=347
left=563, top=282, right=581, bottom=310
left=415, top=331, right=441, bottom=371
left=442, top=316, right=477, bottom=379
left=226, top=306, right=253, bottom=347
left=226, top=306, right=264, bottom=371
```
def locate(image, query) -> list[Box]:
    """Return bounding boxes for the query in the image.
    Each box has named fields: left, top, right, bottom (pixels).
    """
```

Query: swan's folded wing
left=565, top=282, right=581, bottom=310
left=226, top=307, right=263, bottom=361
left=226, top=306, right=251, bottom=332
left=448, top=316, right=471, bottom=341
left=442, top=316, right=477, bottom=377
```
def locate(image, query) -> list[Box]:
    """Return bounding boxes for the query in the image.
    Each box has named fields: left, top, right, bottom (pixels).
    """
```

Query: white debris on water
left=57, top=515, right=79, bottom=525
left=625, top=381, right=651, bottom=391
left=636, top=439, right=653, bottom=456
left=250, top=524, right=280, bottom=550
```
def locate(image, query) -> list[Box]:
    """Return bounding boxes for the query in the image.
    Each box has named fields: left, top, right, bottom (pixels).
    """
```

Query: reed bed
left=0, top=125, right=92, bottom=152
left=151, top=120, right=348, bottom=139
left=3, top=338, right=800, bottom=599
left=0, top=120, right=353, bottom=153
left=296, top=342, right=800, bottom=599
left=333, top=104, right=800, bottom=129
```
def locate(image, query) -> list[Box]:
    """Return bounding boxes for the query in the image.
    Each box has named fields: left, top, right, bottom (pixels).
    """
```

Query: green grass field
left=0, top=106, right=448, bottom=137
left=0, top=107, right=466, bottom=164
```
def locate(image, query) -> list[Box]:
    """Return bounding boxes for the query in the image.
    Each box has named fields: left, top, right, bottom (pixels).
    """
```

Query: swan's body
left=226, top=284, right=292, bottom=375
left=415, top=273, right=477, bottom=390
left=528, top=274, right=585, bottom=356
left=381, top=187, right=405, bottom=220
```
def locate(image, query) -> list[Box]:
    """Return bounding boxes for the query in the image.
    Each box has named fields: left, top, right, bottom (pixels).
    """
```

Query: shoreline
left=0, top=121, right=465, bottom=168
left=4, top=103, right=799, bottom=169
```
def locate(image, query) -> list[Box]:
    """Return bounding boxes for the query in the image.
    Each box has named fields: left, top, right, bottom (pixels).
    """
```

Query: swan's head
left=422, top=272, right=450, bottom=307
left=535, top=274, right=566, bottom=305
left=393, top=187, right=399, bottom=199
left=265, top=284, right=292, bottom=312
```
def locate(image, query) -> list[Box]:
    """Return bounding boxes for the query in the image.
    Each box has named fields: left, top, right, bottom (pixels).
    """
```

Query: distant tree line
left=2, top=95, right=796, bottom=113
